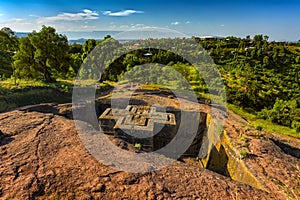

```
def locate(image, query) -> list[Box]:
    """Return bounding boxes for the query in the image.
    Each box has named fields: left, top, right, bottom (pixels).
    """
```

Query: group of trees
left=198, top=35, right=300, bottom=131
left=0, top=25, right=299, bottom=132
left=13, top=26, right=71, bottom=82
left=0, top=26, right=102, bottom=82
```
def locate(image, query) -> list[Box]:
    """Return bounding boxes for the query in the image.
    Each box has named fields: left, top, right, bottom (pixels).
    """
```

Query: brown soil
left=0, top=91, right=299, bottom=200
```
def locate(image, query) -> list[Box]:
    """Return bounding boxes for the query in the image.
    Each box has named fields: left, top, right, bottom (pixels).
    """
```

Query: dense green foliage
left=0, top=25, right=299, bottom=133
left=13, top=26, right=71, bottom=82
left=197, top=35, right=300, bottom=132
left=258, top=99, right=300, bottom=132
left=0, top=27, right=18, bottom=78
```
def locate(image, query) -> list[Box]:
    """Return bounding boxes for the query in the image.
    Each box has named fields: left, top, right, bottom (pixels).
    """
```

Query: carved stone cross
left=99, top=105, right=176, bottom=150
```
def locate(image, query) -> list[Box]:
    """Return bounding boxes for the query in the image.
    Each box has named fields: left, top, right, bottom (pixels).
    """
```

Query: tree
left=258, top=99, right=300, bottom=130
left=0, top=27, right=18, bottom=53
left=104, top=35, right=111, bottom=40
left=13, top=26, right=70, bottom=82
left=82, top=39, right=97, bottom=60
left=263, top=35, right=269, bottom=42
left=253, top=34, right=263, bottom=49
left=13, top=37, right=36, bottom=79
left=69, top=43, right=83, bottom=54
left=253, top=34, right=263, bottom=43
left=263, top=56, right=269, bottom=66
left=0, top=27, right=19, bottom=78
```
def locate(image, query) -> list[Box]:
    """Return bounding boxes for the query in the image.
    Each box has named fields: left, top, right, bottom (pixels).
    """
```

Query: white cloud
left=111, top=23, right=155, bottom=30
left=0, top=14, right=3, bottom=17
left=11, top=18, right=25, bottom=22
left=83, top=9, right=93, bottom=14
left=103, top=10, right=143, bottom=17
left=120, top=25, right=130, bottom=29
left=37, top=9, right=99, bottom=24
left=185, top=21, right=191, bottom=24
left=220, top=24, right=225, bottom=27
left=171, top=21, right=180, bottom=25
left=106, top=23, right=152, bottom=30
left=29, top=14, right=40, bottom=18
left=109, top=24, right=117, bottom=29
left=130, top=24, right=146, bottom=29
left=0, top=18, right=27, bottom=24
left=0, top=18, right=38, bottom=32
left=0, top=10, right=99, bottom=32
left=81, top=25, right=96, bottom=29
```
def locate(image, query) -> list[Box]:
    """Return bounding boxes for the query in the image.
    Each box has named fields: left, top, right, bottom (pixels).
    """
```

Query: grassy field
left=228, top=104, right=300, bottom=139
left=0, top=79, right=74, bottom=90
left=0, top=79, right=118, bottom=112
left=0, top=79, right=74, bottom=112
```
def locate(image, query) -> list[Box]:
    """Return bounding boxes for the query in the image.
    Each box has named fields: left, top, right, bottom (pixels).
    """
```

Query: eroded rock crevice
left=270, top=138, right=300, bottom=159
left=32, top=117, right=54, bottom=198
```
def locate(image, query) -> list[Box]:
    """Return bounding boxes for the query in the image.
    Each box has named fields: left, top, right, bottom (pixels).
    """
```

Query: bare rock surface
left=0, top=109, right=276, bottom=200
left=1, top=89, right=300, bottom=200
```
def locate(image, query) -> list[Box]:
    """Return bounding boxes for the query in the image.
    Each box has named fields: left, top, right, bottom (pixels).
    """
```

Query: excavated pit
left=97, top=102, right=207, bottom=156
left=17, top=102, right=265, bottom=190
left=96, top=102, right=264, bottom=190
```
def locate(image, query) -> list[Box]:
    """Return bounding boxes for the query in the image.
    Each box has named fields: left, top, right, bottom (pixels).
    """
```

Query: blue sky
left=0, top=0, right=300, bottom=41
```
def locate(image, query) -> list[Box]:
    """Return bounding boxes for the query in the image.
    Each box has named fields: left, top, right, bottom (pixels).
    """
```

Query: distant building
left=144, top=53, right=152, bottom=57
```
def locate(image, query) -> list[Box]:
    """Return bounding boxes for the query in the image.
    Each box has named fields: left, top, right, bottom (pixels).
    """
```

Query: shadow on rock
left=0, top=130, right=14, bottom=146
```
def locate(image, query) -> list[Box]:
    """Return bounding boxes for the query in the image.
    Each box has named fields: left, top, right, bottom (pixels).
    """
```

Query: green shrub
left=292, top=121, right=300, bottom=132
left=240, top=136, right=248, bottom=142
left=240, top=149, right=248, bottom=157
left=255, top=125, right=263, bottom=131
left=134, top=143, right=141, bottom=150
left=258, top=98, right=300, bottom=132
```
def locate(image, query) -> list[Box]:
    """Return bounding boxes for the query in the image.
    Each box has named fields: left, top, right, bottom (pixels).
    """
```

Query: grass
left=0, top=79, right=74, bottom=113
left=254, top=125, right=263, bottom=131
left=228, top=104, right=300, bottom=139
left=0, top=79, right=118, bottom=113
left=1, top=78, right=74, bottom=91
left=240, top=136, right=248, bottom=142
left=139, top=83, right=171, bottom=91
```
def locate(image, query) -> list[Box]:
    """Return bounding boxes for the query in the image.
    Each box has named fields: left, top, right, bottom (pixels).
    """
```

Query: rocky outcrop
left=0, top=108, right=276, bottom=199
left=0, top=94, right=299, bottom=199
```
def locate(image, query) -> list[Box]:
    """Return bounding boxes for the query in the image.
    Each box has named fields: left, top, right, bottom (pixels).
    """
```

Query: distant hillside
left=61, top=31, right=122, bottom=40
left=14, top=31, right=122, bottom=43
left=14, top=32, right=28, bottom=38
